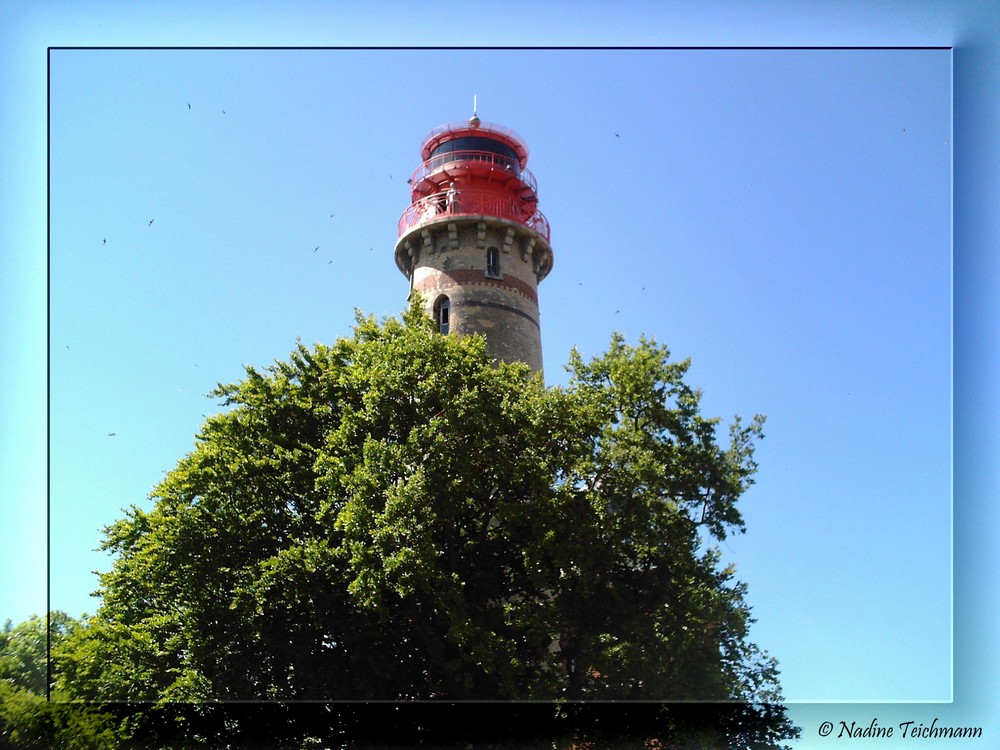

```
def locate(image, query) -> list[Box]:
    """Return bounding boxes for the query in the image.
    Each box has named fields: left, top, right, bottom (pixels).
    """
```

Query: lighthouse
left=394, top=111, right=553, bottom=374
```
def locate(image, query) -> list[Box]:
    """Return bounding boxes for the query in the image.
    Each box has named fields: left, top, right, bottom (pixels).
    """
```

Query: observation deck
left=397, top=189, right=550, bottom=242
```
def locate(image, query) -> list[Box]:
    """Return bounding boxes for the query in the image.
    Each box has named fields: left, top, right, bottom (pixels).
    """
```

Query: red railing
left=398, top=189, right=550, bottom=243
left=409, top=150, right=537, bottom=194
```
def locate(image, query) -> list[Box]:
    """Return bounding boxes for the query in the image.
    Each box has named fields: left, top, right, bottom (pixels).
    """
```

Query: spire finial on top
left=469, top=94, right=480, bottom=128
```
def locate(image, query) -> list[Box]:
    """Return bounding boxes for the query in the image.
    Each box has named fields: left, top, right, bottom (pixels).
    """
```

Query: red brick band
left=414, top=268, right=538, bottom=305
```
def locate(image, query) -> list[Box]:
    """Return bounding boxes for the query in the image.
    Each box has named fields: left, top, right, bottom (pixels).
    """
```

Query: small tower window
left=485, top=247, right=501, bottom=278
left=433, top=295, right=450, bottom=334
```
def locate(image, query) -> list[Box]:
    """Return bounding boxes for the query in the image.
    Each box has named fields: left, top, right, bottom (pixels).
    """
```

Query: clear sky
left=4, top=1, right=999, bottom=746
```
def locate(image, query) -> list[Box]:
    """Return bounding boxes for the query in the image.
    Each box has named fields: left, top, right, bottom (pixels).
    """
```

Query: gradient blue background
left=1, top=1, right=996, bottom=747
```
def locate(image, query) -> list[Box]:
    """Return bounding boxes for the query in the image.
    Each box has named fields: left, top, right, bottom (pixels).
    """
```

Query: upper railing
left=398, top=189, right=550, bottom=243
left=410, top=150, right=538, bottom=194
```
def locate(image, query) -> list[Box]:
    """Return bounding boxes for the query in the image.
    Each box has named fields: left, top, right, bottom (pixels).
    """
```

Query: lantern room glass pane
left=429, top=136, right=520, bottom=174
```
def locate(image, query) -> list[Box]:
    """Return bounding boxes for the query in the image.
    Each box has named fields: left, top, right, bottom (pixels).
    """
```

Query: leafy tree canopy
left=0, top=613, right=125, bottom=750
left=1, top=612, right=80, bottom=696
left=52, top=301, right=794, bottom=744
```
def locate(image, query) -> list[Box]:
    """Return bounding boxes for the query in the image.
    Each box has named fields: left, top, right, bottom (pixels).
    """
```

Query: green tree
left=0, top=613, right=123, bottom=750
left=55, top=303, right=796, bottom=745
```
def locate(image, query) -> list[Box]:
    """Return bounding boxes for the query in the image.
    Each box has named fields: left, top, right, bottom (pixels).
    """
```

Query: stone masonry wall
left=403, top=218, right=547, bottom=374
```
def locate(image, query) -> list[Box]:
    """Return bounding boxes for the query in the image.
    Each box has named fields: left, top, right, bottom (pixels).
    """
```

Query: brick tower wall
left=402, top=217, right=546, bottom=374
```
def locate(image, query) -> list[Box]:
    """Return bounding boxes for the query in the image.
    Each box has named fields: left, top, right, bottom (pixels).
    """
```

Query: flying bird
left=614, top=132, right=620, bottom=138
left=102, top=238, right=106, bottom=245
left=314, top=246, right=319, bottom=253
left=108, top=432, right=116, bottom=437
left=148, top=219, right=154, bottom=226
left=187, top=103, right=191, bottom=109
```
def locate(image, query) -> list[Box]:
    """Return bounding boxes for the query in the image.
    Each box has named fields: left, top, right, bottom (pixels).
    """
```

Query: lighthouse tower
left=394, top=112, right=553, bottom=374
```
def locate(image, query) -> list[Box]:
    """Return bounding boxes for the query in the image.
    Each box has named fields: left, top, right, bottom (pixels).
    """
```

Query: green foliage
left=0, top=613, right=124, bottom=750
left=46, top=301, right=794, bottom=745
left=0, top=612, right=80, bottom=696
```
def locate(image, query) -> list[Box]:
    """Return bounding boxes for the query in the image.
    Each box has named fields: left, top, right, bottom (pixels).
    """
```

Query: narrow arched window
left=485, top=246, right=500, bottom=278
left=433, top=295, right=450, bottom=334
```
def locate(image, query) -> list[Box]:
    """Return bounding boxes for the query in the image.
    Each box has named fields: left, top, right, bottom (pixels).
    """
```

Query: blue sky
left=3, top=1, right=999, bottom=746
